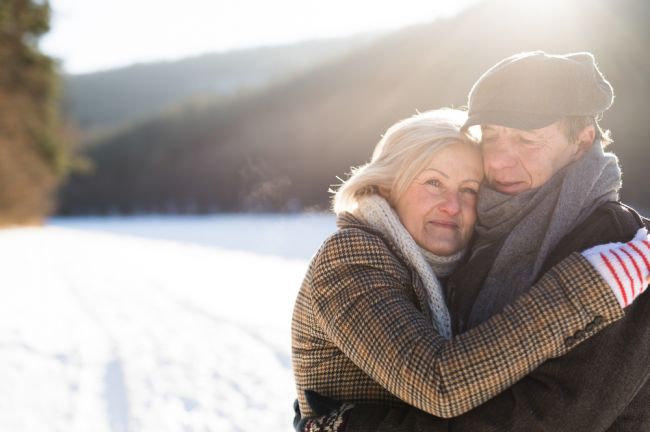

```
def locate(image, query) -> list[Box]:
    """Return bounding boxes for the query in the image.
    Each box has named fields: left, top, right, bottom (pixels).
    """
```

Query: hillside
left=59, top=0, right=650, bottom=215
left=63, top=36, right=377, bottom=136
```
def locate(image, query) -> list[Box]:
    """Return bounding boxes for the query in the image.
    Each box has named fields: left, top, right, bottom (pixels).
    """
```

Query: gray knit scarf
left=467, top=141, right=622, bottom=328
left=352, top=194, right=464, bottom=339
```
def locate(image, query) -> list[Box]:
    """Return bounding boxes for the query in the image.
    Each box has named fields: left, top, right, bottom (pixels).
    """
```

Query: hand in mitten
left=295, top=391, right=354, bottom=432
left=582, top=228, right=650, bottom=308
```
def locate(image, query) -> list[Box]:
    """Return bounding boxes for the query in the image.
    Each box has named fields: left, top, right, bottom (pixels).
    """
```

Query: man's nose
left=483, top=140, right=518, bottom=171
left=439, top=191, right=461, bottom=216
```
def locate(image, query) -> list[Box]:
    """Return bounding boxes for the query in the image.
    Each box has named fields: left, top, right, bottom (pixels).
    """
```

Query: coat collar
left=335, top=211, right=435, bottom=323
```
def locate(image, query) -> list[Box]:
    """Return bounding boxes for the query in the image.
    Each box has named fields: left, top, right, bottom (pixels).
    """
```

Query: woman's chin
left=420, top=238, right=461, bottom=256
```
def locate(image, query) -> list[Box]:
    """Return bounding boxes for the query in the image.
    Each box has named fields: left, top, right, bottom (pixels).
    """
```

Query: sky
left=41, top=0, right=477, bottom=75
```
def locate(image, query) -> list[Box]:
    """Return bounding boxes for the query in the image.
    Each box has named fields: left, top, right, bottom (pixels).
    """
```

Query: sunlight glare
left=41, top=0, right=478, bottom=74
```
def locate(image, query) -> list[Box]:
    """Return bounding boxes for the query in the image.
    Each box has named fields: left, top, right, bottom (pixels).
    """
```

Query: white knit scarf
left=352, top=194, right=464, bottom=339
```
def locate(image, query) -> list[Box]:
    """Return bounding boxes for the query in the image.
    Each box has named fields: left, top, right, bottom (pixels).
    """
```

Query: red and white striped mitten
left=581, top=228, right=650, bottom=308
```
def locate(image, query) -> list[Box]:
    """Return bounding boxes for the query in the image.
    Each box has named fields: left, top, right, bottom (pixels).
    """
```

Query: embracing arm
left=309, top=228, right=624, bottom=418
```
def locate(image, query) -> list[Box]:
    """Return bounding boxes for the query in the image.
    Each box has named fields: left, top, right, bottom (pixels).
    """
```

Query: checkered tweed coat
left=291, top=213, right=622, bottom=419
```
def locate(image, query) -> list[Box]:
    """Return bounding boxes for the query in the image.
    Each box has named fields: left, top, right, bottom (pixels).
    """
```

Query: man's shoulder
left=542, top=201, right=647, bottom=273
left=563, top=200, right=645, bottom=245
left=587, top=201, right=648, bottom=232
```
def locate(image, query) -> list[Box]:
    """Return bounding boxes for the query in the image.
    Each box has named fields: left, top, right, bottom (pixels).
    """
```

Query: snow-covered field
left=0, top=214, right=336, bottom=432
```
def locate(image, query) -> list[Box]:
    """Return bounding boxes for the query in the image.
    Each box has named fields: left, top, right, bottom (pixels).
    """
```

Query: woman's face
left=394, top=142, right=484, bottom=256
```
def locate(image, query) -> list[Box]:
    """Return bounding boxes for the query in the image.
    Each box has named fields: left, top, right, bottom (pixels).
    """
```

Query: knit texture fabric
left=468, top=141, right=622, bottom=328
left=581, top=227, right=650, bottom=307
left=352, top=194, right=463, bottom=339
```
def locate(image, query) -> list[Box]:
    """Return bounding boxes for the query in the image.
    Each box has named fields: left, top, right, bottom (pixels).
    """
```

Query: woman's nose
left=439, top=191, right=460, bottom=215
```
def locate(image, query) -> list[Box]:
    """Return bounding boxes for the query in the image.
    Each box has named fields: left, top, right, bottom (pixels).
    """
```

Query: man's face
left=481, top=121, right=583, bottom=195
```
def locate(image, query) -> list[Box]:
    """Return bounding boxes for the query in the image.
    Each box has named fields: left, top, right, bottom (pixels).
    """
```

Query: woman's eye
left=426, top=179, right=442, bottom=188
left=462, top=188, right=478, bottom=196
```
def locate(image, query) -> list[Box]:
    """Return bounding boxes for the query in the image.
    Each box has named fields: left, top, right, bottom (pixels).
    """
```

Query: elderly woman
left=291, top=109, right=650, bottom=428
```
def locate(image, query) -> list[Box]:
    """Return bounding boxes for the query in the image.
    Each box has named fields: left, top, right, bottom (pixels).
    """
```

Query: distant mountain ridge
left=63, top=35, right=379, bottom=136
left=60, top=0, right=650, bottom=215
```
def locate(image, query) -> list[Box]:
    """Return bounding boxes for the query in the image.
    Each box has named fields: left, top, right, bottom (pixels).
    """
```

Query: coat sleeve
left=309, top=228, right=623, bottom=419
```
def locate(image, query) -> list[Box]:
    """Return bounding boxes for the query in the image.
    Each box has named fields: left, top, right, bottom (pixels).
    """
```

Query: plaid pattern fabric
left=291, top=216, right=623, bottom=419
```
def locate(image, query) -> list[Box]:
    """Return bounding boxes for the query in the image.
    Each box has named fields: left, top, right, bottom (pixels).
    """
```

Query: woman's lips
left=429, top=220, right=459, bottom=230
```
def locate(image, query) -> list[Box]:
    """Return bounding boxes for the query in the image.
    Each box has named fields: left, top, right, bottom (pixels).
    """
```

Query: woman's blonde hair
left=333, top=108, right=479, bottom=215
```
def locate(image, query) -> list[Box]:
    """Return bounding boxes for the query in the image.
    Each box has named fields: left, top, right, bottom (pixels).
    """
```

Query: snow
left=0, top=214, right=337, bottom=432
left=49, top=213, right=337, bottom=260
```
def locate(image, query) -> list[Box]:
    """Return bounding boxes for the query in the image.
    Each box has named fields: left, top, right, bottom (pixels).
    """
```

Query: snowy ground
left=0, top=214, right=336, bottom=432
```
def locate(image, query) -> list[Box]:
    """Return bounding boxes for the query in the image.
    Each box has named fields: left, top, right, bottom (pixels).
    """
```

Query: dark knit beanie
left=463, top=51, right=614, bottom=130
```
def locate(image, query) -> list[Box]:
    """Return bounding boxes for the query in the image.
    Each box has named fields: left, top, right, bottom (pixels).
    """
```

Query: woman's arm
left=309, top=227, right=629, bottom=418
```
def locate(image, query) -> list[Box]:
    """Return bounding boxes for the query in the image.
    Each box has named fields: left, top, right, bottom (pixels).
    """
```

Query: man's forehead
left=481, top=123, right=557, bottom=135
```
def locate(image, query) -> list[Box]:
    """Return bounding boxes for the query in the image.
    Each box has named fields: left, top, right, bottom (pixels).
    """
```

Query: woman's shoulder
left=313, top=222, right=408, bottom=277
left=320, top=225, right=391, bottom=259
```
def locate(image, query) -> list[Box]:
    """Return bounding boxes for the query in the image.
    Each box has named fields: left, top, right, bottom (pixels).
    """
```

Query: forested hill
left=59, top=0, right=650, bottom=215
left=63, top=36, right=377, bottom=136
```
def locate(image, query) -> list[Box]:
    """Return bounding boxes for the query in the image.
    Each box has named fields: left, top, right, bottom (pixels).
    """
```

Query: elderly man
left=297, top=51, right=650, bottom=431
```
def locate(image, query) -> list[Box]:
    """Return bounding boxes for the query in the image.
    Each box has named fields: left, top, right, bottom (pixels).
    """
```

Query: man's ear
left=573, top=124, right=596, bottom=160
